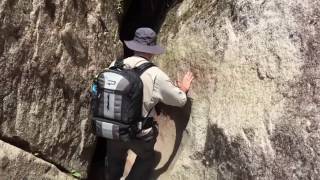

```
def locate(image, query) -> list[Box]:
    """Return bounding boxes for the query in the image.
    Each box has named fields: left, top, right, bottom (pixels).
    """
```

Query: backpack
left=91, top=60, right=155, bottom=141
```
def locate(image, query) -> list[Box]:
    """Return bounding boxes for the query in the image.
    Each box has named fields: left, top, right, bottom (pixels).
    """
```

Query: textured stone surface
left=1, top=0, right=320, bottom=179
left=154, top=0, right=320, bottom=179
left=0, top=0, right=121, bottom=177
left=0, top=139, right=74, bottom=180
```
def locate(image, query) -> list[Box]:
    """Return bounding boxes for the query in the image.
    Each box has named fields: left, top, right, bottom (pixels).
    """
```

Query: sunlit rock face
left=154, top=0, right=320, bottom=179
left=0, top=0, right=121, bottom=177
left=1, top=0, right=320, bottom=179
left=0, top=140, right=75, bottom=179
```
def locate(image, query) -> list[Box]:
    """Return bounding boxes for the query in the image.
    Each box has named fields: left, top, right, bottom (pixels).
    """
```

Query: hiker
left=92, top=27, right=194, bottom=180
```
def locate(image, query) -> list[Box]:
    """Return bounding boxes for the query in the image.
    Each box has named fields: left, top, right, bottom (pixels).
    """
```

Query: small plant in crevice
left=71, top=170, right=82, bottom=179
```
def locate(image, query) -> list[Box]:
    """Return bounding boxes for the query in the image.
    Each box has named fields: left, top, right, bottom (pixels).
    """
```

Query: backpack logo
left=107, top=80, right=116, bottom=85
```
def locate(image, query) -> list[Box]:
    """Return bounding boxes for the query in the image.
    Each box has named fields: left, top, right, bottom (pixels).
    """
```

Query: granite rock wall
left=0, top=0, right=121, bottom=177
left=154, top=0, right=320, bottom=179
left=1, top=0, right=320, bottom=179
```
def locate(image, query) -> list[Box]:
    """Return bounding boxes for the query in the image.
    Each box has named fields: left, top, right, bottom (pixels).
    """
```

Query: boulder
left=0, top=0, right=121, bottom=177
left=0, top=139, right=75, bottom=180
left=153, top=0, right=320, bottom=179
left=1, top=0, right=320, bottom=179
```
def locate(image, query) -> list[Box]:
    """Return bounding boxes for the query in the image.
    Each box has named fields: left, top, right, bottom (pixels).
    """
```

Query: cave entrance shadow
left=89, top=1, right=186, bottom=179
left=152, top=98, right=192, bottom=179
left=119, top=0, right=182, bottom=58
left=87, top=137, right=107, bottom=180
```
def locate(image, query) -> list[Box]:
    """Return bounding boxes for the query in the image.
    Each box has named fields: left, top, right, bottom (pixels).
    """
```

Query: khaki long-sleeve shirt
left=110, top=56, right=187, bottom=118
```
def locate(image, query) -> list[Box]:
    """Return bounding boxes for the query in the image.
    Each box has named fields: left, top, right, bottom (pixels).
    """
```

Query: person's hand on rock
left=177, top=71, right=194, bottom=93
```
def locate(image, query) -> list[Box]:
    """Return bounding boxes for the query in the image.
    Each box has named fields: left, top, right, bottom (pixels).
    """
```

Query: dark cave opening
left=119, top=0, right=178, bottom=58
left=88, top=1, right=180, bottom=179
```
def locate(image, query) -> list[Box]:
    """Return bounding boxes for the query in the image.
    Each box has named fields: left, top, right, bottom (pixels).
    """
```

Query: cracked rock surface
left=0, top=0, right=121, bottom=177
left=1, top=0, right=320, bottom=179
left=154, top=0, right=320, bottom=179
left=0, top=139, right=75, bottom=180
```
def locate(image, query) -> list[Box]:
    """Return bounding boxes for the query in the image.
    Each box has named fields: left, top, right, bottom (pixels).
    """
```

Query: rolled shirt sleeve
left=154, top=71, right=187, bottom=107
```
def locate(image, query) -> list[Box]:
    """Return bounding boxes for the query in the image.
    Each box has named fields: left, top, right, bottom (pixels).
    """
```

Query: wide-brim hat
left=124, top=27, right=165, bottom=55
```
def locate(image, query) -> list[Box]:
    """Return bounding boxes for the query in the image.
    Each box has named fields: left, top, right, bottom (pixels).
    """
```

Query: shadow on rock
left=87, top=137, right=107, bottom=180
left=152, top=97, right=192, bottom=179
left=203, top=125, right=256, bottom=180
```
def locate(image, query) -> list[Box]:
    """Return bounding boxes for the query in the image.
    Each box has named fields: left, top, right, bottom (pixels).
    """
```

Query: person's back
left=105, top=27, right=194, bottom=180
left=110, top=56, right=188, bottom=117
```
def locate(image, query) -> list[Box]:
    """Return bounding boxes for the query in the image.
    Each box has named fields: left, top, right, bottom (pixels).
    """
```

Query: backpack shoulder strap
left=110, top=59, right=124, bottom=70
left=135, top=62, right=155, bottom=76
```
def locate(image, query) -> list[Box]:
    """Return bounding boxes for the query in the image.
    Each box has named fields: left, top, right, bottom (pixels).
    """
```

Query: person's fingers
left=188, top=71, right=192, bottom=77
left=187, top=73, right=194, bottom=80
left=190, top=75, right=194, bottom=81
left=182, top=71, right=194, bottom=83
left=190, top=73, right=194, bottom=79
left=185, top=74, right=190, bottom=79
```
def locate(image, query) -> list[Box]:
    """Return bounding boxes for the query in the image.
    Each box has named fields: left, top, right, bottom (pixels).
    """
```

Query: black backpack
left=91, top=60, right=155, bottom=141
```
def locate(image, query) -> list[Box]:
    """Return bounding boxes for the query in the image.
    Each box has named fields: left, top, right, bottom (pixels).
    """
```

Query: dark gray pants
left=106, top=129, right=158, bottom=180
